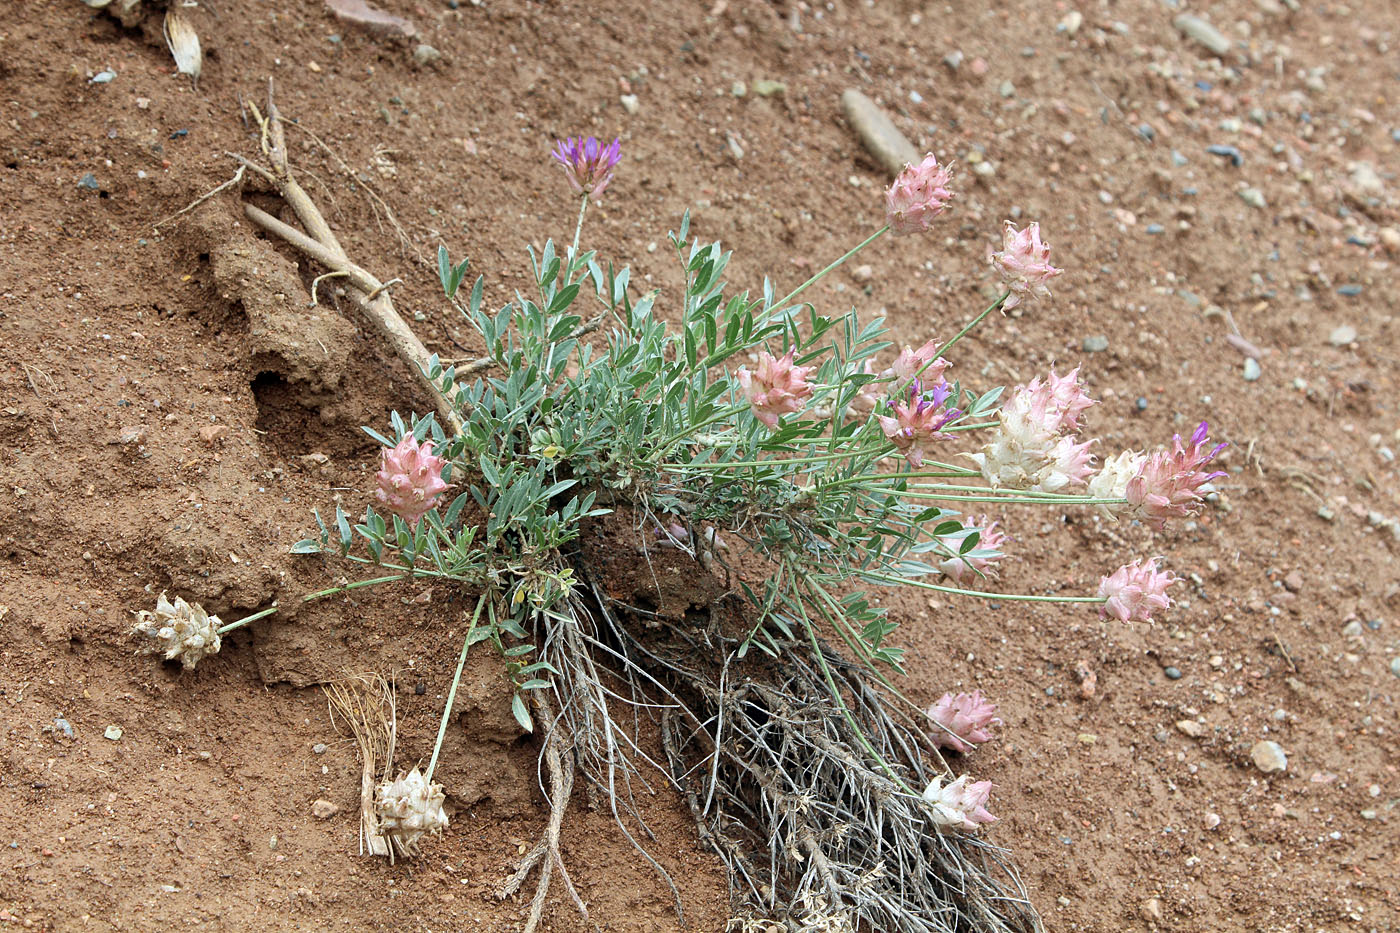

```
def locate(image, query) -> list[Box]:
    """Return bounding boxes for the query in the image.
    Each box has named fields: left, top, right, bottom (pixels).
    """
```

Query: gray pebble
left=1250, top=740, right=1288, bottom=773
left=1164, top=666, right=1182, bottom=680
left=1135, top=397, right=1149, bottom=411
left=1391, top=656, right=1400, bottom=678
left=943, top=50, right=964, bottom=71
left=313, top=743, right=328, bottom=755
left=78, top=173, right=99, bottom=190
left=840, top=89, right=921, bottom=177
left=1170, top=150, right=1189, bottom=166
left=1337, top=284, right=1363, bottom=297
left=1173, top=14, right=1232, bottom=56
left=1360, top=809, right=1378, bottom=821
left=54, top=718, right=74, bottom=739
left=1082, top=335, right=1109, bottom=352
left=1138, top=124, right=1156, bottom=142
left=998, top=80, right=1015, bottom=98
left=1145, top=223, right=1165, bottom=235
left=90, top=70, right=116, bottom=84
left=412, top=44, right=441, bottom=66
left=1243, top=358, right=1261, bottom=381
left=1206, top=144, right=1243, bottom=167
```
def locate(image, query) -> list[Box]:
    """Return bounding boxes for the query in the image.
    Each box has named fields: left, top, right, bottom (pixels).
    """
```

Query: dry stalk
left=323, top=672, right=398, bottom=859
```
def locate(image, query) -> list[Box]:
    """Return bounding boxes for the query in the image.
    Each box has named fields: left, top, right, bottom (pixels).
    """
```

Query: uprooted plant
left=134, top=96, right=1227, bottom=933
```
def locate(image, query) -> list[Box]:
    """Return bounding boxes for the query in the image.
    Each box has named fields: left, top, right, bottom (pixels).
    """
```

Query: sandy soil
left=1, top=0, right=1398, bottom=929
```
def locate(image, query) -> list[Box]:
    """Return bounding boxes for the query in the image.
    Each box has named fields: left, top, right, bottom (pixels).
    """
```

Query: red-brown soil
left=2, top=0, right=1398, bottom=930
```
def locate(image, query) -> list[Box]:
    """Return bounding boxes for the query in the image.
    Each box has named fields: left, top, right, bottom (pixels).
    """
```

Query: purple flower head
left=551, top=136, right=622, bottom=198
left=879, top=381, right=961, bottom=468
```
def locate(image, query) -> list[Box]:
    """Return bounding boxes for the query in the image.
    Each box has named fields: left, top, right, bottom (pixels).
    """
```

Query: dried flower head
left=375, top=435, right=451, bottom=528
left=967, top=372, right=1096, bottom=492
left=886, top=154, right=955, bottom=236
left=928, top=690, right=1002, bottom=753
left=1098, top=557, right=1176, bottom=623
left=923, top=774, right=998, bottom=832
left=551, top=136, right=622, bottom=198
left=990, top=221, right=1063, bottom=311
left=936, top=516, right=1008, bottom=583
left=1123, top=422, right=1226, bottom=529
left=375, top=767, right=448, bottom=857
left=132, top=592, right=222, bottom=671
left=878, top=381, right=960, bottom=468
left=738, top=350, right=814, bottom=429
left=890, top=339, right=949, bottom=389
left=1086, top=449, right=1148, bottom=513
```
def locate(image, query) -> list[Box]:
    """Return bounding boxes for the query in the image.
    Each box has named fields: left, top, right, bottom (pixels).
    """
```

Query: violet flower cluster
left=551, top=136, right=622, bottom=198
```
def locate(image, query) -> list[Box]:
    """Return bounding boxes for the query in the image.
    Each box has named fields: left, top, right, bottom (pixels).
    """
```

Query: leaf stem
left=425, top=593, right=488, bottom=785
left=860, top=570, right=1106, bottom=603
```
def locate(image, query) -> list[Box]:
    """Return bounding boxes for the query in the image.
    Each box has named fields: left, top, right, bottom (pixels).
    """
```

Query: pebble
left=1250, top=740, right=1287, bottom=773
left=840, top=89, right=920, bottom=177
left=1173, top=14, right=1232, bottom=56
left=998, top=80, right=1015, bottom=98
left=1146, top=223, right=1165, bottom=235
left=1337, top=285, right=1362, bottom=297
left=752, top=79, right=786, bottom=97
left=118, top=426, right=146, bottom=445
left=1206, top=144, right=1243, bottom=167
left=1390, top=656, right=1400, bottom=678
left=411, top=44, right=441, bottom=66
left=1170, top=150, right=1189, bottom=166
left=1282, top=570, right=1304, bottom=592
left=1175, top=719, right=1204, bottom=737
left=1328, top=324, right=1357, bottom=346
left=1135, top=396, right=1148, bottom=411
left=1058, top=11, right=1083, bottom=36
left=78, top=173, right=99, bottom=190
left=1082, top=335, right=1109, bottom=352
left=1138, top=124, right=1156, bottom=142
left=620, top=94, right=640, bottom=114
left=104, top=725, right=123, bottom=741
left=852, top=264, right=874, bottom=283
left=731, top=81, right=746, bottom=97
left=311, top=799, right=340, bottom=820
left=1238, top=188, right=1266, bottom=209
left=90, top=70, right=116, bottom=84
left=54, top=718, right=74, bottom=739
left=312, top=743, right=328, bottom=755
left=1243, top=358, right=1261, bottom=381
left=1360, top=809, right=1377, bottom=821
left=942, top=50, right=964, bottom=71
left=1164, top=666, right=1182, bottom=680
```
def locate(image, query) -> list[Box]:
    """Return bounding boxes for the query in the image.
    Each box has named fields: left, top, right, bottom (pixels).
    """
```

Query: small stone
left=1390, top=656, right=1400, bottom=678
left=851, top=264, right=874, bottom=283
left=104, top=725, right=123, bottom=741
left=1170, top=150, right=1189, bottom=166
left=942, top=50, right=964, bottom=71
left=311, top=799, right=340, bottom=820
left=1135, top=397, right=1148, bottom=411
left=78, top=173, right=99, bottom=190
left=969, top=57, right=988, bottom=76
left=1360, top=809, right=1378, bottom=821
left=411, top=44, right=441, bottom=66
left=997, top=80, right=1015, bottom=98
left=1238, top=188, right=1266, bottom=209
left=730, top=80, right=747, bottom=97
left=1328, top=325, right=1357, bottom=346
left=312, top=743, right=328, bottom=755
left=1140, top=897, right=1164, bottom=922
left=1204, top=812, right=1221, bottom=829
left=1341, top=619, right=1364, bottom=638
left=118, top=426, right=146, bottom=445
left=1058, top=11, right=1083, bottom=36
left=1082, top=335, right=1109, bottom=352
left=619, top=94, right=640, bottom=114
left=54, top=718, right=74, bottom=739
left=1250, top=740, right=1287, bottom=773
left=1057, top=895, right=1072, bottom=907
left=840, top=89, right=920, bottom=177
left=1174, top=14, right=1232, bottom=56
left=1379, top=228, right=1400, bottom=253
left=1337, top=284, right=1363, bottom=297
left=1242, top=358, right=1261, bottom=381
left=752, top=79, right=786, bottom=97
left=1175, top=719, right=1204, bottom=737
left=1164, top=666, right=1182, bottom=680
left=198, top=424, right=228, bottom=447
left=1206, top=144, right=1243, bottom=167
left=1146, top=223, right=1165, bottom=235
left=90, top=69, right=116, bottom=84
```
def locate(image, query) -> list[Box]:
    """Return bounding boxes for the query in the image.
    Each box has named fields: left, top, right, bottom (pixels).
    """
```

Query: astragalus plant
left=136, top=139, right=1225, bottom=933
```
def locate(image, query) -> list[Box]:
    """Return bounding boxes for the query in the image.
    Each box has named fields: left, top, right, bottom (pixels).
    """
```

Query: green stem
left=567, top=194, right=590, bottom=277
left=934, top=291, right=1009, bottom=361
left=909, top=483, right=1124, bottom=501
left=860, top=570, right=1106, bottom=603
left=773, top=225, right=889, bottom=311
left=890, top=490, right=1126, bottom=505
left=215, top=573, right=412, bottom=635
left=669, top=445, right=885, bottom=471
left=425, top=593, right=488, bottom=785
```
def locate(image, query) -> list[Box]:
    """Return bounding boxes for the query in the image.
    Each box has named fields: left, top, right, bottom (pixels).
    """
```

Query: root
left=323, top=671, right=398, bottom=860
left=498, top=692, right=590, bottom=933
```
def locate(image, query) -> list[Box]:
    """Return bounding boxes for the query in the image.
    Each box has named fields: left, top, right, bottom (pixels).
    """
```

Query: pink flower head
left=928, top=690, right=1002, bottom=753
left=890, top=339, right=950, bottom=388
left=923, top=774, right=998, bottom=832
left=937, top=516, right=1008, bottom=584
left=878, top=381, right=961, bottom=468
left=886, top=153, right=955, bottom=236
left=737, top=350, right=814, bottom=429
left=1023, top=365, right=1095, bottom=433
left=1098, top=557, right=1177, bottom=623
left=991, top=221, right=1063, bottom=310
left=551, top=136, right=622, bottom=198
left=375, top=435, right=451, bottom=527
left=1124, top=421, right=1227, bottom=529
